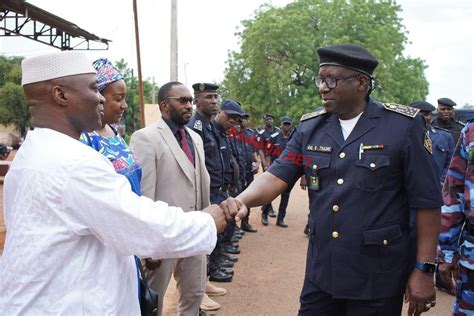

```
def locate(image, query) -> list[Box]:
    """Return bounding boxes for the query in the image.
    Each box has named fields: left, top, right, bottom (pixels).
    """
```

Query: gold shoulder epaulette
left=300, top=108, right=326, bottom=122
left=383, top=103, right=419, bottom=118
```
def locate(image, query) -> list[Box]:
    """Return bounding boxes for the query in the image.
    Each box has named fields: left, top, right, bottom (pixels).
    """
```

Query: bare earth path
left=0, top=182, right=454, bottom=315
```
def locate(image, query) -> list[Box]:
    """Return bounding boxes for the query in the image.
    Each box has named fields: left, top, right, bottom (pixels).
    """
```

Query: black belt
left=210, top=184, right=229, bottom=195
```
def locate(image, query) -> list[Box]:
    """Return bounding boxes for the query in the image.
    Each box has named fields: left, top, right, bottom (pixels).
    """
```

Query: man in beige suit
left=130, top=82, right=209, bottom=316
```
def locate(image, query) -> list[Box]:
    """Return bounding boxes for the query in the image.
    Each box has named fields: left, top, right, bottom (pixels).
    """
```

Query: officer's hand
left=404, top=269, right=436, bottom=315
left=220, top=197, right=248, bottom=222
left=438, top=262, right=458, bottom=295
left=202, top=204, right=227, bottom=234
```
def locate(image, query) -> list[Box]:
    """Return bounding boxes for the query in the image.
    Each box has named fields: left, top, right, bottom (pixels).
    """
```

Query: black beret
left=317, top=44, right=379, bottom=77
left=192, top=82, right=219, bottom=93
left=263, top=113, right=274, bottom=119
left=409, top=101, right=435, bottom=112
left=221, top=99, right=244, bottom=117
left=280, top=116, right=292, bottom=124
left=437, top=97, right=456, bottom=107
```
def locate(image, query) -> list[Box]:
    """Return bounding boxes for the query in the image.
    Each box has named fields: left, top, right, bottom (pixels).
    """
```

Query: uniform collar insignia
left=193, top=120, right=203, bottom=131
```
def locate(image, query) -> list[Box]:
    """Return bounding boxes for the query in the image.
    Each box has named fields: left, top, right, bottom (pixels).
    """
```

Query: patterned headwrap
left=93, top=58, right=124, bottom=92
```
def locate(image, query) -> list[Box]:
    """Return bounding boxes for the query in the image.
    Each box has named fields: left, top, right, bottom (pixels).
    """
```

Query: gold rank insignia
left=383, top=103, right=419, bottom=118
left=424, top=132, right=433, bottom=155
left=300, top=108, right=326, bottom=122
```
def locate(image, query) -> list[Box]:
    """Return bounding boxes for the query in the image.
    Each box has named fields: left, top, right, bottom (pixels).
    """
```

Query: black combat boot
left=241, top=214, right=257, bottom=232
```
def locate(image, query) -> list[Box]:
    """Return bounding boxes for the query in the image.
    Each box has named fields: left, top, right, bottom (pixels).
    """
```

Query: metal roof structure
left=0, top=0, right=110, bottom=50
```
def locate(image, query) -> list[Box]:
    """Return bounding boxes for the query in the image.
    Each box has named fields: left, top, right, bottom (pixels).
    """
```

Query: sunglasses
left=165, top=96, right=193, bottom=104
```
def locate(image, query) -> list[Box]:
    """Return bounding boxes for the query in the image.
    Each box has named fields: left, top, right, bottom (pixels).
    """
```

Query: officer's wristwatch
left=415, top=261, right=437, bottom=274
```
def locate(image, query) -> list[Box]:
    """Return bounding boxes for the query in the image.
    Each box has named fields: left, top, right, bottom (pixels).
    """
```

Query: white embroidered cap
left=21, top=51, right=96, bottom=86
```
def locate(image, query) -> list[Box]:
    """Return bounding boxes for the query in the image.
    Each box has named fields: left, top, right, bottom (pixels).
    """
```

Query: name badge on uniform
left=307, top=144, right=332, bottom=153
left=309, top=164, right=320, bottom=191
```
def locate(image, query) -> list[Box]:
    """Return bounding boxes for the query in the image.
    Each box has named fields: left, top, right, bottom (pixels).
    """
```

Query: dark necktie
left=179, top=128, right=194, bottom=166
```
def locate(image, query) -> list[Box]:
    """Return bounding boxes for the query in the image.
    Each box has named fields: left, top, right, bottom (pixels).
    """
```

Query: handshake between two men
left=202, top=197, right=248, bottom=234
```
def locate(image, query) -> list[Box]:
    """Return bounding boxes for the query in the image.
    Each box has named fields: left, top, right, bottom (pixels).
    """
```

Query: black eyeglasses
left=165, top=96, right=193, bottom=104
left=314, top=74, right=361, bottom=89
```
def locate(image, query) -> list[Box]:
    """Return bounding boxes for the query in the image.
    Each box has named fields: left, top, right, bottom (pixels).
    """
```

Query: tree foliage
left=221, top=0, right=428, bottom=125
left=115, top=58, right=157, bottom=139
left=0, top=56, right=29, bottom=136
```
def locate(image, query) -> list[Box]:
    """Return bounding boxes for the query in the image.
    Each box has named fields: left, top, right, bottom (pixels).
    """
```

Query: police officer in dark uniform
left=409, top=101, right=455, bottom=184
left=264, top=116, right=293, bottom=227
left=233, top=44, right=442, bottom=315
left=215, top=100, right=245, bottom=256
left=431, top=97, right=464, bottom=144
left=257, top=113, right=279, bottom=222
left=188, top=83, right=235, bottom=283
left=239, top=113, right=258, bottom=232
left=410, top=100, right=455, bottom=295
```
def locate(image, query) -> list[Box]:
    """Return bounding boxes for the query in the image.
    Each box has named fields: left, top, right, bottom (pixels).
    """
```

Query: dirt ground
left=0, top=181, right=454, bottom=315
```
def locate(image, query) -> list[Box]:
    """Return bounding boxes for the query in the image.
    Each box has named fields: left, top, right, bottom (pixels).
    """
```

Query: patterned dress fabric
left=80, top=126, right=142, bottom=195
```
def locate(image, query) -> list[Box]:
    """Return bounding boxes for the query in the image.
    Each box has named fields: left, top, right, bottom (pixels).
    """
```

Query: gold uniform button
left=370, top=163, right=376, bottom=168
left=383, top=239, right=388, bottom=245
left=332, top=205, right=340, bottom=212
left=339, top=152, right=346, bottom=159
left=337, top=178, right=344, bottom=185
left=332, top=231, right=339, bottom=238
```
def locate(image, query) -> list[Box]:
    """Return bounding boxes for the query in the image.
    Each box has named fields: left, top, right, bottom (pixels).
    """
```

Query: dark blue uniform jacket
left=268, top=99, right=442, bottom=300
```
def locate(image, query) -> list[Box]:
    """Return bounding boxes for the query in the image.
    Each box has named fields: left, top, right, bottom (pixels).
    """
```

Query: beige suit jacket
left=130, top=118, right=210, bottom=211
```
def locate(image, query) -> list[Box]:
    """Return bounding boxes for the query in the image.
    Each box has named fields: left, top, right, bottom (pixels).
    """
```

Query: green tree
left=0, top=56, right=29, bottom=136
left=115, top=59, right=158, bottom=139
left=221, top=0, right=428, bottom=125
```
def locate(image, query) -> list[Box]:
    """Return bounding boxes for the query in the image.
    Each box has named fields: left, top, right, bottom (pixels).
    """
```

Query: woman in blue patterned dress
left=80, top=58, right=142, bottom=193
left=80, top=58, right=143, bottom=304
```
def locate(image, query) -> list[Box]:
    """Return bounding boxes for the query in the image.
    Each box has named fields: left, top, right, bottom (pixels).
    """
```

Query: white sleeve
left=60, top=157, right=217, bottom=259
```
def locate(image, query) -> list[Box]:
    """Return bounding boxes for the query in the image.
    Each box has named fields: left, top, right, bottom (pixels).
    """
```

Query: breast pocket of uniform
left=204, top=141, right=216, bottom=156
left=304, top=155, right=331, bottom=191
left=354, top=154, right=390, bottom=191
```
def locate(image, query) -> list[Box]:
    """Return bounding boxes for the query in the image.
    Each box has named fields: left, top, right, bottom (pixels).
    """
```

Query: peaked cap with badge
left=192, top=82, right=219, bottom=93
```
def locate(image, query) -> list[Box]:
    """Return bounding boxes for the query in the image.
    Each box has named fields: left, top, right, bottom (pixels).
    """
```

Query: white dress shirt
left=0, top=128, right=217, bottom=315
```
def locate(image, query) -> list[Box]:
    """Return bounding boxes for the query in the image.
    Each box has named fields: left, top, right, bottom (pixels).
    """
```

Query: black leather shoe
left=209, top=269, right=233, bottom=282
left=276, top=219, right=288, bottom=228
left=236, top=228, right=246, bottom=235
left=241, top=220, right=257, bottom=232
left=219, top=267, right=234, bottom=275
left=261, top=213, right=268, bottom=226
left=230, top=236, right=240, bottom=243
left=222, top=244, right=240, bottom=254
left=268, top=208, right=277, bottom=218
left=219, top=259, right=234, bottom=268
left=222, top=254, right=238, bottom=262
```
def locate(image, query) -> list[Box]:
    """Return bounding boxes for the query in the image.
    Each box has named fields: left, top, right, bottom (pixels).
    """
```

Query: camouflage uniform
left=439, top=122, right=474, bottom=315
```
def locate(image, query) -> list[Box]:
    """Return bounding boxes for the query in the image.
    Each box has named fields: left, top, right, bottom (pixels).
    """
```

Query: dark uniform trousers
left=299, top=277, right=403, bottom=316
left=268, top=100, right=443, bottom=314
